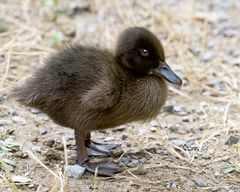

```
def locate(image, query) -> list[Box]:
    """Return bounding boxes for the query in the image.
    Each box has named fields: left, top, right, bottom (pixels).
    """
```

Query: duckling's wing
left=81, top=79, right=120, bottom=111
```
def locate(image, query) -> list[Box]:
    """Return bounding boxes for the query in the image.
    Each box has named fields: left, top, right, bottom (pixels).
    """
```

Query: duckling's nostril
left=162, top=66, right=168, bottom=70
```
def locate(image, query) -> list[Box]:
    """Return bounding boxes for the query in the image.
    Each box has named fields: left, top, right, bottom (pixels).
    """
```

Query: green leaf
left=223, top=165, right=236, bottom=174
left=48, top=31, right=64, bottom=46
left=0, top=19, right=8, bottom=33
left=2, top=158, right=15, bottom=166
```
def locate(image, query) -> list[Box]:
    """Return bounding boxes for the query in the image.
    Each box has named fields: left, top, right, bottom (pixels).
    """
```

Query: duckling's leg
left=75, top=129, right=122, bottom=176
left=74, top=129, right=89, bottom=164
left=84, top=132, right=120, bottom=156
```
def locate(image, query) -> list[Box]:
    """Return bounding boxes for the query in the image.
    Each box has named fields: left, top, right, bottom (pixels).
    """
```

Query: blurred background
left=0, top=0, right=239, bottom=191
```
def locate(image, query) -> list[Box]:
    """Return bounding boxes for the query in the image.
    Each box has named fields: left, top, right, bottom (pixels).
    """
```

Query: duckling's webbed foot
left=85, top=140, right=119, bottom=156
left=84, top=132, right=120, bottom=157
left=85, top=161, right=122, bottom=177
left=75, top=129, right=122, bottom=176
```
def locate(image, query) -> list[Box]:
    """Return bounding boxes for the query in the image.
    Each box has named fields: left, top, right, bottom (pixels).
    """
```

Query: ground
left=0, top=0, right=240, bottom=191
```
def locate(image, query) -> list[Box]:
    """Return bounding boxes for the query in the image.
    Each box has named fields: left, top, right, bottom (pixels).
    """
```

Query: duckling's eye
left=139, top=49, right=150, bottom=57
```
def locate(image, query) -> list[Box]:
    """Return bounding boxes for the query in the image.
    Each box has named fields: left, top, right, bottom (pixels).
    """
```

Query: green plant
left=48, top=30, right=64, bottom=47
left=0, top=131, right=20, bottom=172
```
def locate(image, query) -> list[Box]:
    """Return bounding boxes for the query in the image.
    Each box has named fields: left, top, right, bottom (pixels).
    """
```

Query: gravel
left=44, top=148, right=61, bottom=160
left=12, top=116, right=27, bottom=125
left=225, top=135, right=240, bottom=146
left=15, top=151, right=28, bottom=159
left=67, top=164, right=86, bottom=179
left=186, top=179, right=195, bottom=187
left=192, top=177, right=207, bottom=187
left=0, top=119, right=12, bottom=126
left=170, top=139, right=186, bottom=146
left=43, top=139, right=55, bottom=147
left=31, top=146, right=42, bottom=153
left=39, top=128, right=47, bottom=135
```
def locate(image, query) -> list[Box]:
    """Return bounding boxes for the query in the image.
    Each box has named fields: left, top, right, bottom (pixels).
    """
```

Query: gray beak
left=153, top=61, right=182, bottom=85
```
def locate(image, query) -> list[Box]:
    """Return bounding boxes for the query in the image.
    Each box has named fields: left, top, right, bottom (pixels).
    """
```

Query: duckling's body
left=16, top=45, right=168, bottom=130
left=13, top=27, right=182, bottom=176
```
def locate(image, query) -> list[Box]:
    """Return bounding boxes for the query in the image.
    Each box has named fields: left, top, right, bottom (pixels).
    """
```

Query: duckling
left=12, top=27, right=182, bottom=176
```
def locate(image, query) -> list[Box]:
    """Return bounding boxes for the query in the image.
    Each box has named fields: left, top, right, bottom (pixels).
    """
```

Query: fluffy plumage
left=12, top=27, right=182, bottom=176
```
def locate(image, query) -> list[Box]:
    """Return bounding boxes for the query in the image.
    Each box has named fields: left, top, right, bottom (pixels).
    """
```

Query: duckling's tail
left=10, top=83, right=40, bottom=107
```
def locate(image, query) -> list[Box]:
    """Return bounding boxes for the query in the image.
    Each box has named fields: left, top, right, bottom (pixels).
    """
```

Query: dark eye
left=139, top=49, right=150, bottom=57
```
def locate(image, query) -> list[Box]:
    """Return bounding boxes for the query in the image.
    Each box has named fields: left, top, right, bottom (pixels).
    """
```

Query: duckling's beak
left=153, top=61, right=182, bottom=85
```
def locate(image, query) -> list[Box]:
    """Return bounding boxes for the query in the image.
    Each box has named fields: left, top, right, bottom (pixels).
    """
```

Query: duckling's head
left=115, top=27, right=182, bottom=85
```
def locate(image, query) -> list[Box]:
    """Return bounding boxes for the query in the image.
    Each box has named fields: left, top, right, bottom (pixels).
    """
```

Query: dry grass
left=0, top=0, right=239, bottom=191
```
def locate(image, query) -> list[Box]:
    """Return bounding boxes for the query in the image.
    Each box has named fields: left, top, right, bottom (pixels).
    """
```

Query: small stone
left=121, top=157, right=131, bottom=165
left=39, top=128, right=47, bottom=135
left=170, top=139, right=186, bottom=146
left=211, top=187, right=220, bottom=192
left=67, top=165, right=86, bottom=179
left=173, top=105, right=188, bottom=115
left=221, top=156, right=230, bottom=162
left=192, top=177, right=207, bottom=187
left=5, top=164, right=14, bottom=172
left=138, top=158, right=146, bottom=163
left=166, top=183, right=171, bottom=189
left=112, top=125, right=127, bottom=132
left=88, top=183, right=94, bottom=190
left=185, top=140, right=198, bottom=149
left=155, top=149, right=162, bottom=154
left=63, top=133, right=74, bottom=141
left=149, top=126, right=157, bottom=132
left=145, top=146, right=155, bottom=153
left=202, top=51, right=215, bottom=62
left=127, top=160, right=139, bottom=167
left=214, top=171, right=220, bottom=177
left=104, top=137, right=115, bottom=142
left=222, top=28, right=236, bottom=38
left=200, top=101, right=208, bottom=108
left=149, top=120, right=158, bottom=127
left=166, top=124, right=179, bottom=132
left=7, top=128, right=14, bottom=135
left=31, top=137, right=38, bottom=142
left=162, top=149, right=168, bottom=155
left=202, top=153, right=211, bottom=160
left=225, top=135, right=240, bottom=146
left=166, top=182, right=177, bottom=189
left=15, top=151, right=28, bottom=159
left=54, top=142, right=64, bottom=150
left=31, top=146, right=42, bottom=153
left=36, top=114, right=49, bottom=121
left=12, top=116, right=27, bottom=125
left=62, top=26, right=76, bottom=37
left=163, top=105, right=174, bottom=113
left=182, top=116, right=190, bottom=122
left=68, top=2, right=91, bottom=17
left=44, top=149, right=61, bottom=160
left=30, top=108, right=41, bottom=114
left=133, top=166, right=147, bottom=175
left=171, top=183, right=177, bottom=189
left=28, top=183, right=37, bottom=189
left=186, top=179, right=195, bottom=187
left=12, top=175, right=32, bottom=184
left=128, top=148, right=141, bottom=155
left=0, top=55, right=5, bottom=63
left=43, top=139, right=55, bottom=147
left=208, top=149, right=215, bottom=155
left=0, top=119, right=12, bottom=126
left=233, top=58, right=240, bottom=66
left=122, top=134, right=128, bottom=140
left=42, top=187, right=49, bottom=192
